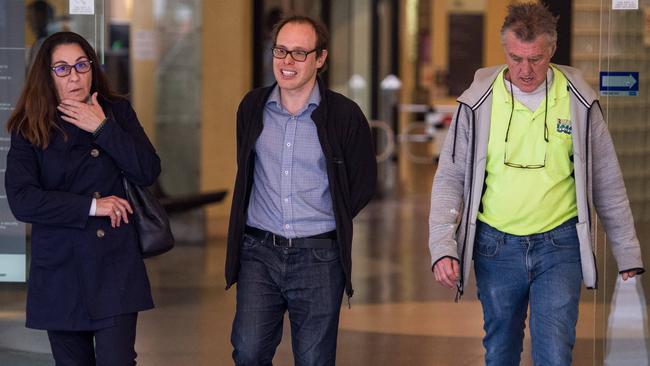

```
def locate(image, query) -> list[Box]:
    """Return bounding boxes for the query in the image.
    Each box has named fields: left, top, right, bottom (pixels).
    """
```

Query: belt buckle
left=272, top=234, right=292, bottom=248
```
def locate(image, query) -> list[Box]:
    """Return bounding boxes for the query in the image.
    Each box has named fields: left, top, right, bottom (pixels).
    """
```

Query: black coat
left=226, top=79, right=377, bottom=297
left=5, top=98, right=160, bottom=330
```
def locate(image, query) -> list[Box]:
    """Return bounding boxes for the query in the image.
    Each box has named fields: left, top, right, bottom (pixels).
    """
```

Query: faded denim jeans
left=231, top=233, right=345, bottom=366
left=474, top=217, right=582, bottom=366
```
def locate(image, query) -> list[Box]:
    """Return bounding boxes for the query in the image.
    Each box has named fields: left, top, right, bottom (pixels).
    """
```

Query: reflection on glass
left=26, top=0, right=54, bottom=67
left=604, top=277, right=649, bottom=365
left=154, top=0, right=202, bottom=195
left=263, top=7, right=283, bottom=87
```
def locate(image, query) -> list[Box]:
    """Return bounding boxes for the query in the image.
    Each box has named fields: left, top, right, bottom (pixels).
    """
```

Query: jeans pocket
left=550, top=228, right=579, bottom=248
left=475, top=232, right=501, bottom=257
left=312, top=248, right=339, bottom=262
left=241, top=234, right=259, bottom=249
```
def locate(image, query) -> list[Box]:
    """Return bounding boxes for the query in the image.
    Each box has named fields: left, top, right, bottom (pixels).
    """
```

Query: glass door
left=573, top=1, right=650, bottom=363
left=0, top=0, right=105, bottom=285
left=0, top=0, right=106, bottom=361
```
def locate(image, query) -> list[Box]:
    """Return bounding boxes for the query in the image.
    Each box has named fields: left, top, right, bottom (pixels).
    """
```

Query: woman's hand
left=58, top=92, right=106, bottom=133
left=96, top=196, right=133, bottom=228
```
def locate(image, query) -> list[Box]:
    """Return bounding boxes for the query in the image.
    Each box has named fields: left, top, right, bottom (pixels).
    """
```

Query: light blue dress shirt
left=246, top=84, right=336, bottom=238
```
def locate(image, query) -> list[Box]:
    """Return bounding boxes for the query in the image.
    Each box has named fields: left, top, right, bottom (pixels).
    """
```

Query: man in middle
left=226, top=15, right=377, bottom=366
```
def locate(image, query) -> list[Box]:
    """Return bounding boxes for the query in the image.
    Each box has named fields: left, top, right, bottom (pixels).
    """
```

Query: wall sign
left=70, top=0, right=95, bottom=15
left=600, top=71, right=639, bottom=96
left=613, top=0, right=639, bottom=10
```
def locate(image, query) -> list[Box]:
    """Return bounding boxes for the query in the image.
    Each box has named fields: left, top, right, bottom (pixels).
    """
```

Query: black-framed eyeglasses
left=503, top=73, right=549, bottom=169
left=50, top=60, right=93, bottom=77
left=272, top=47, right=317, bottom=62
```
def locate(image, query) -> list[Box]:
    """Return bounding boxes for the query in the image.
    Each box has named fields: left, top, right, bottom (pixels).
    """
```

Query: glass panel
left=1, top=2, right=106, bottom=363
left=0, top=1, right=105, bottom=285
left=331, top=0, right=372, bottom=114
left=26, top=0, right=106, bottom=62
left=573, top=1, right=650, bottom=363
left=0, top=0, right=27, bottom=284
left=153, top=0, right=202, bottom=196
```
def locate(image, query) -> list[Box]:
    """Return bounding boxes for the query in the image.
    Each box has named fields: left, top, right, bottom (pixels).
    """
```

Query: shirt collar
left=548, top=65, right=569, bottom=102
left=306, top=82, right=321, bottom=108
left=266, top=83, right=321, bottom=115
left=494, top=66, right=566, bottom=106
left=493, top=68, right=512, bottom=104
left=266, top=84, right=282, bottom=108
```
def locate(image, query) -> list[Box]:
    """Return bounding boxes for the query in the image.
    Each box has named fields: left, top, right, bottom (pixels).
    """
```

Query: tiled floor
left=1, top=188, right=649, bottom=365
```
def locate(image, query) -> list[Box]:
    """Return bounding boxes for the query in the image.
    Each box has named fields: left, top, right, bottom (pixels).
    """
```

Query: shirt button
left=93, top=192, right=101, bottom=199
left=284, top=170, right=289, bottom=175
left=96, top=229, right=105, bottom=238
left=286, top=143, right=291, bottom=147
left=284, top=198, right=289, bottom=202
left=285, top=224, right=290, bottom=229
left=90, top=148, right=100, bottom=158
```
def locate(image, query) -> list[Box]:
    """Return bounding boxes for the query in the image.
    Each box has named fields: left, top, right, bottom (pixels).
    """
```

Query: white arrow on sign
left=602, top=74, right=638, bottom=89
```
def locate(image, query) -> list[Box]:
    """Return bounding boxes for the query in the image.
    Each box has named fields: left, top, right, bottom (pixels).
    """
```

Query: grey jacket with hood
left=428, top=64, right=644, bottom=297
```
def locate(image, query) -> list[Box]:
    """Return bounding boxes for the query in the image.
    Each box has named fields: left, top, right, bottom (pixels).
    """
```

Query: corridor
left=2, top=176, right=647, bottom=365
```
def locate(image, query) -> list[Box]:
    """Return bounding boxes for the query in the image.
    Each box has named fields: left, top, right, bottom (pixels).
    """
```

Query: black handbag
left=122, top=177, right=175, bottom=257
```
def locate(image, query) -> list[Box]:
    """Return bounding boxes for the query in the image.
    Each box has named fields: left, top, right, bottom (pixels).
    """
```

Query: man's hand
left=621, top=269, right=638, bottom=281
left=432, top=257, right=460, bottom=289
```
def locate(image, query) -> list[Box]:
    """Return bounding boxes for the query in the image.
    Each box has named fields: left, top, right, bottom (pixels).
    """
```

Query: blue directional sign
left=599, top=71, right=639, bottom=96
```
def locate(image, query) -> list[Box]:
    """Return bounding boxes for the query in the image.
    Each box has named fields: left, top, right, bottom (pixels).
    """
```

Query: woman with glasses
left=4, top=31, right=160, bottom=365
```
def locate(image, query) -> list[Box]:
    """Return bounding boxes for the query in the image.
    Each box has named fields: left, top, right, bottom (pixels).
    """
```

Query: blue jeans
left=473, top=218, right=583, bottom=366
left=231, top=233, right=345, bottom=366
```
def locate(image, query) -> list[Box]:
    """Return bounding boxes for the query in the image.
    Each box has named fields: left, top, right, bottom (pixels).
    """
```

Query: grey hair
left=500, top=2, right=558, bottom=46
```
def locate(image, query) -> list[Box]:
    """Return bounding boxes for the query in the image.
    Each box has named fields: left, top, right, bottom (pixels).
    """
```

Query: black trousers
left=47, top=313, right=138, bottom=366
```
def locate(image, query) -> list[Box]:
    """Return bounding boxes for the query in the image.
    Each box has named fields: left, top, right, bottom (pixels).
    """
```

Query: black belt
left=245, top=226, right=337, bottom=249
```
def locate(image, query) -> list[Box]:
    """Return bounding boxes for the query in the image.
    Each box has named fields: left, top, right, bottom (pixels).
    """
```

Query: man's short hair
left=500, top=2, right=558, bottom=46
left=272, top=15, right=329, bottom=58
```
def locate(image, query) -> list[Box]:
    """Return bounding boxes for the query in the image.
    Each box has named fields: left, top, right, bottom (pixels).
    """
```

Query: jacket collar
left=457, top=64, right=597, bottom=110
left=457, top=65, right=504, bottom=109
left=554, top=64, right=597, bottom=108
left=311, top=77, right=328, bottom=127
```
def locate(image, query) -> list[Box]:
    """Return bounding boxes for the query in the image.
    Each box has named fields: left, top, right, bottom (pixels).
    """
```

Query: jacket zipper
left=456, top=103, right=476, bottom=301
